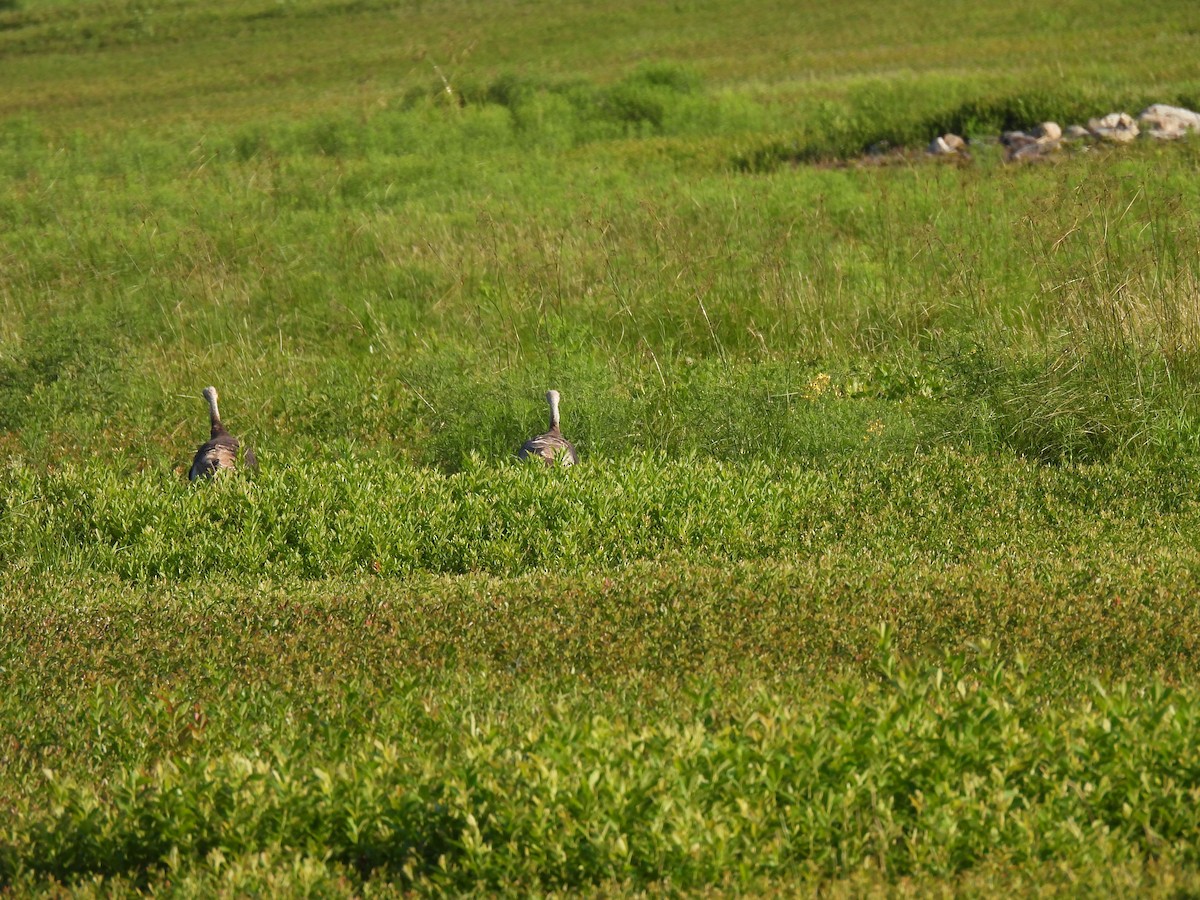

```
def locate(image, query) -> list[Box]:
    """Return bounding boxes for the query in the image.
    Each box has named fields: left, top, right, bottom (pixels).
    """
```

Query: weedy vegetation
left=4, top=0, right=1200, bottom=894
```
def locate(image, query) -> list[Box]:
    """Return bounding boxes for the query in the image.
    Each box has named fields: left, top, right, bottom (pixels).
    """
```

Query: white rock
left=1138, top=104, right=1200, bottom=140
left=1033, top=121, right=1062, bottom=141
left=1064, top=125, right=1091, bottom=140
left=1087, top=112, right=1139, bottom=143
left=928, top=133, right=966, bottom=155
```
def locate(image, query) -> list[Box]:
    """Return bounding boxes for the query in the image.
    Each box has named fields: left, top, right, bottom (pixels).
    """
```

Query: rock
left=928, top=133, right=967, bottom=155
left=1009, top=140, right=1060, bottom=162
left=1001, top=130, right=1038, bottom=150
left=1087, top=112, right=1139, bottom=143
left=1063, top=125, right=1091, bottom=140
left=1138, top=104, right=1200, bottom=140
left=1002, top=123, right=1060, bottom=149
left=943, top=133, right=967, bottom=153
left=1033, top=121, right=1062, bottom=141
left=1002, top=123, right=1062, bottom=161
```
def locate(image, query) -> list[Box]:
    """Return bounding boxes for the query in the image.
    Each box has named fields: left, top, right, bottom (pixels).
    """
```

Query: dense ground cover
left=4, top=0, right=1200, bottom=893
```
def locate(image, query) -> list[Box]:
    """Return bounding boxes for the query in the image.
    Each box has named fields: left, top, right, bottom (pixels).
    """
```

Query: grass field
left=4, top=0, right=1200, bottom=894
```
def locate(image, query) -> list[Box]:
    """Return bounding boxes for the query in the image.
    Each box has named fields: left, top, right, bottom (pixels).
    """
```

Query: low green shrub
left=0, top=450, right=1196, bottom=581
left=6, top=641, right=1200, bottom=893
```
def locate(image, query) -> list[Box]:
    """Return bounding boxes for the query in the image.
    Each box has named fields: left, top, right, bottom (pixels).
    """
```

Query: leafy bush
left=7, top=639, right=1200, bottom=893
left=1, top=449, right=1197, bottom=581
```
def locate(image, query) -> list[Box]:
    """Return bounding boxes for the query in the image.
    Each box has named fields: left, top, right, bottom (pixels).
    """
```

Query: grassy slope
left=5, top=0, right=1200, bottom=893
left=1, top=0, right=1198, bottom=130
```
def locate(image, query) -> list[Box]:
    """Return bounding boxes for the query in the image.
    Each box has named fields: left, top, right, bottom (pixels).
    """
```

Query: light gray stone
left=928, top=133, right=967, bottom=155
left=1087, top=112, right=1139, bottom=143
left=1009, top=137, right=1061, bottom=162
left=1002, top=123, right=1061, bottom=161
left=1138, top=104, right=1200, bottom=140
left=1033, top=121, right=1062, bottom=141
left=1001, top=130, right=1037, bottom=150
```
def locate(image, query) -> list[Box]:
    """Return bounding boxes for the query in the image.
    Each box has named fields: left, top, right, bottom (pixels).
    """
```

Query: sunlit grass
left=6, top=0, right=1200, bottom=892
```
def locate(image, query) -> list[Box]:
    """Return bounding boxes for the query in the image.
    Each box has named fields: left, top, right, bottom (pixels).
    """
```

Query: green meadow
left=4, top=0, right=1200, bottom=893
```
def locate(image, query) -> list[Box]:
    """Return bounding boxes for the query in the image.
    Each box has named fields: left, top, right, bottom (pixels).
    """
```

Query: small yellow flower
left=865, top=419, right=885, bottom=440
left=806, top=372, right=832, bottom=399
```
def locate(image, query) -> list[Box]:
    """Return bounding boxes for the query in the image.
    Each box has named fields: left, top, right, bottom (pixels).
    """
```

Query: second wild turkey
left=518, top=389, right=578, bottom=466
left=189, top=385, right=257, bottom=480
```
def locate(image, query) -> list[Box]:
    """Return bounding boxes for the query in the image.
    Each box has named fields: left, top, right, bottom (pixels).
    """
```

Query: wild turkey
left=189, top=385, right=257, bottom=481
left=518, top=389, right=578, bottom=466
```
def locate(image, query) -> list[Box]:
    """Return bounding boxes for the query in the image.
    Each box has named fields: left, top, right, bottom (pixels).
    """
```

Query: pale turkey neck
left=207, top=394, right=224, bottom=436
